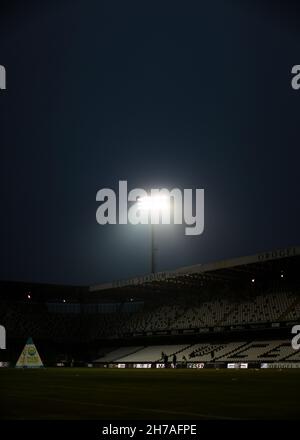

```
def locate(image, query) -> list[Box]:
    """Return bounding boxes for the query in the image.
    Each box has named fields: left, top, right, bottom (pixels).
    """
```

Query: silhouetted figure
left=164, top=354, right=168, bottom=367
left=172, top=353, right=177, bottom=368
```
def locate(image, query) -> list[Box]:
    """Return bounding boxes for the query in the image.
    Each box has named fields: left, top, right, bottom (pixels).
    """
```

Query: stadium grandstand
left=1, top=245, right=300, bottom=368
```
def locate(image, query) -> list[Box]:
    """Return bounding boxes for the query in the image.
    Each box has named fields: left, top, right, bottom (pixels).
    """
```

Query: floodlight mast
left=151, top=223, right=156, bottom=274
left=138, top=195, right=169, bottom=274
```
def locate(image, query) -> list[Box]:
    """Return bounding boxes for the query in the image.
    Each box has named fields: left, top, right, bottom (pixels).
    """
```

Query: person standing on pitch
left=172, top=353, right=177, bottom=368
left=164, top=353, right=168, bottom=368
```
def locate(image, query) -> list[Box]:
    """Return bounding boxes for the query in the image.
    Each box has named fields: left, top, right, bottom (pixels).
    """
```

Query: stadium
left=1, top=1, right=300, bottom=425
left=1, top=245, right=300, bottom=419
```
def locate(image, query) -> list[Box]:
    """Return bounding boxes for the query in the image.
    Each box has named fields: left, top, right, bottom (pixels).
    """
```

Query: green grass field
left=1, top=368, right=300, bottom=419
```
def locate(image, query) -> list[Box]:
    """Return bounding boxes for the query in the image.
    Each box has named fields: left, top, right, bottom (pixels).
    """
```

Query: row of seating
left=121, top=291, right=300, bottom=334
left=1, top=289, right=300, bottom=342
left=95, top=340, right=299, bottom=363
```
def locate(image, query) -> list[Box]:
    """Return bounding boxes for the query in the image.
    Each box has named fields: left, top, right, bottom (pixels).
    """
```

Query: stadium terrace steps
left=214, top=340, right=292, bottom=362
left=185, top=340, right=297, bottom=362
left=189, top=344, right=222, bottom=362
left=282, top=348, right=300, bottom=361
left=280, top=294, right=300, bottom=321
left=93, top=341, right=299, bottom=363
left=258, top=341, right=293, bottom=360
left=158, top=292, right=298, bottom=332
left=173, top=343, right=219, bottom=362
left=157, top=344, right=194, bottom=361
left=116, top=345, right=189, bottom=362
left=215, top=304, right=237, bottom=326
left=3, top=291, right=300, bottom=343
left=94, top=346, right=144, bottom=362
left=213, top=342, right=250, bottom=361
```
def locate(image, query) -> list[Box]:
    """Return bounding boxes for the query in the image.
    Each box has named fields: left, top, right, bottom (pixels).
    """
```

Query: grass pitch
left=1, top=368, right=300, bottom=419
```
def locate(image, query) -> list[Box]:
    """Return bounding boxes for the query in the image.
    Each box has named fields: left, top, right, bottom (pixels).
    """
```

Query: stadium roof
left=1, top=246, right=298, bottom=302
left=90, top=245, right=299, bottom=293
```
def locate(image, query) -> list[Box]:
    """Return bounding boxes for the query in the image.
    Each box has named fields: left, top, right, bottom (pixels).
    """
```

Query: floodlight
left=137, top=195, right=170, bottom=212
left=137, top=194, right=170, bottom=275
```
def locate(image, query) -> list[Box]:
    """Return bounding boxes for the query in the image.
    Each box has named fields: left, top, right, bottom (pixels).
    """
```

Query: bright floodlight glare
left=137, top=195, right=170, bottom=212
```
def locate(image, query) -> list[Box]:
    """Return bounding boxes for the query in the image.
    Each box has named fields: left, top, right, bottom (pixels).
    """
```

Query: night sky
left=0, top=1, right=299, bottom=285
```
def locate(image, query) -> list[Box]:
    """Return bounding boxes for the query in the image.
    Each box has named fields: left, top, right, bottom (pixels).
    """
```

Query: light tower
left=137, top=195, right=170, bottom=274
